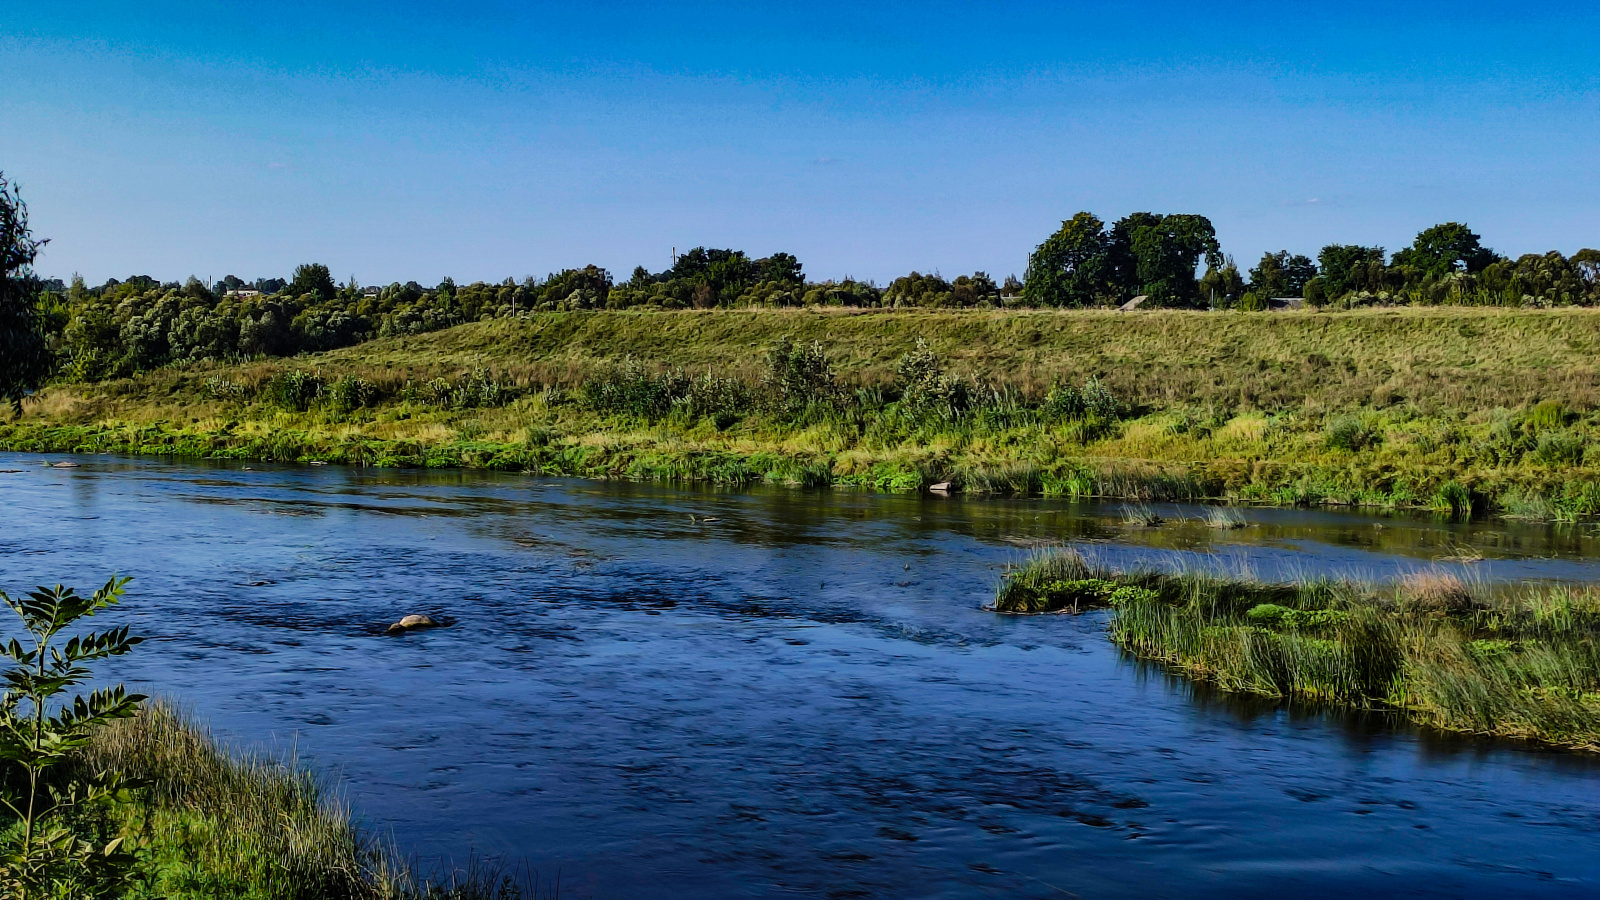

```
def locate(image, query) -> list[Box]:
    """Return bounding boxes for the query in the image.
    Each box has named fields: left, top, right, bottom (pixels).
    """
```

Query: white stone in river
left=385, top=614, right=440, bottom=634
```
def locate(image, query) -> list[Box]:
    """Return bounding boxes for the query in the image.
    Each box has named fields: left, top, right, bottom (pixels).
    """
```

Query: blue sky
left=3, top=1, right=1597, bottom=285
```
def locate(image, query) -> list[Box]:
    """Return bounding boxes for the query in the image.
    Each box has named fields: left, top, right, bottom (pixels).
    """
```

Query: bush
left=263, top=370, right=323, bottom=411
left=1526, top=399, right=1567, bottom=432
left=203, top=376, right=246, bottom=402
left=1533, top=430, right=1585, bottom=466
left=895, top=340, right=979, bottom=422
left=1246, top=603, right=1348, bottom=631
left=764, top=337, right=836, bottom=412
left=581, top=359, right=688, bottom=419
left=402, top=368, right=511, bottom=410
left=326, top=374, right=375, bottom=412
left=0, top=576, right=144, bottom=897
left=1324, top=416, right=1378, bottom=451
left=1042, top=377, right=1121, bottom=423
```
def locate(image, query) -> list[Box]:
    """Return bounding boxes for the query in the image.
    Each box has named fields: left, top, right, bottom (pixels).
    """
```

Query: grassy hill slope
left=7, top=307, right=1600, bottom=518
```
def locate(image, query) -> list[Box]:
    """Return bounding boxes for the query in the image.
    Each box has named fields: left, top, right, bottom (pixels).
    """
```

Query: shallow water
left=5, top=452, right=1600, bottom=898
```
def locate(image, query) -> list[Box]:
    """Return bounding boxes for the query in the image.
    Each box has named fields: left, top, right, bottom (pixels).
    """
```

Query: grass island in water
left=994, top=548, right=1600, bottom=751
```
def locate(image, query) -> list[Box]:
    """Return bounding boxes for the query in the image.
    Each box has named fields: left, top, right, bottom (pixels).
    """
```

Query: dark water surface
left=5, top=452, right=1600, bottom=898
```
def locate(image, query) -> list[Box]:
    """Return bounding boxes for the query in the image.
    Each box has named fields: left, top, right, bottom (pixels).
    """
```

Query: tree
left=951, top=272, right=1000, bottom=306
left=1109, top=212, right=1222, bottom=306
left=883, top=272, right=953, bottom=307
left=181, top=276, right=214, bottom=302
left=1197, top=258, right=1245, bottom=308
left=0, top=577, right=145, bottom=898
left=1247, top=251, right=1317, bottom=298
left=1317, top=245, right=1387, bottom=298
left=1573, top=249, right=1600, bottom=300
left=286, top=263, right=338, bottom=301
left=1022, top=212, right=1112, bottom=307
left=757, top=252, right=803, bottom=286
left=0, top=173, right=53, bottom=416
left=1392, top=223, right=1499, bottom=276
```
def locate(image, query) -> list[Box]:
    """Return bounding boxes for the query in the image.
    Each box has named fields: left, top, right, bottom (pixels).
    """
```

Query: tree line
left=1023, top=213, right=1600, bottom=310
left=4, top=166, right=1600, bottom=398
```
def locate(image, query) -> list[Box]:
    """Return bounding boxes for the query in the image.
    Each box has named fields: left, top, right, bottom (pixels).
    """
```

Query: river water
left=4, top=452, right=1600, bottom=898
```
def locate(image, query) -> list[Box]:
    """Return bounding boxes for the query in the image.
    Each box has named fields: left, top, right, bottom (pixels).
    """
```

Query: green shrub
left=0, top=576, right=144, bottom=898
left=1526, top=399, right=1567, bottom=432
left=326, top=374, right=375, bottom=412
left=263, top=370, right=323, bottom=411
left=202, top=377, right=246, bottom=402
left=1245, top=603, right=1348, bottom=631
left=1533, top=430, right=1585, bottom=466
left=763, top=337, right=837, bottom=411
left=1324, top=415, right=1378, bottom=451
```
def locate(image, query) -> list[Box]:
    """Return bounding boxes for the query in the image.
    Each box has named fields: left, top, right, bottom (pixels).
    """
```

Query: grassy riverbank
left=8, top=306, right=1600, bottom=518
left=995, top=550, right=1600, bottom=750
left=16, top=703, right=530, bottom=899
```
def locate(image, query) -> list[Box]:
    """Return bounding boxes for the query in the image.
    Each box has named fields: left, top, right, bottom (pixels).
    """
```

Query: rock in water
left=929, top=481, right=954, bottom=493
left=385, top=614, right=440, bottom=634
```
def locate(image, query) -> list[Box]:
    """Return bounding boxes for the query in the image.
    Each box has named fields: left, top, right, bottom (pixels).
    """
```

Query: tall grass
left=1202, top=506, right=1248, bottom=529
left=994, top=551, right=1600, bottom=750
left=70, top=703, right=540, bottom=900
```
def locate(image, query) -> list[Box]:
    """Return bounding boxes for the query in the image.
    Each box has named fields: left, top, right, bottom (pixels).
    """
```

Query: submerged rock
left=385, top=614, right=441, bottom=634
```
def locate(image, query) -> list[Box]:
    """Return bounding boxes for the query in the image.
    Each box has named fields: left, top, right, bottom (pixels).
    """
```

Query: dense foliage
left=1025, top=214, right=1600, bottom=310
left=14, top=174, right=1600, bottom=385
left=0, top=577, right=144, bottom=898
left=1, top=174, right=54, bottom=413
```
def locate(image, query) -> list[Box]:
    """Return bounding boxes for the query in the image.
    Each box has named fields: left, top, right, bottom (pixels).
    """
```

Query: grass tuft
left=58, top=702, right=542, bottom=899
left=1202, top=506, right=1248, bottom=529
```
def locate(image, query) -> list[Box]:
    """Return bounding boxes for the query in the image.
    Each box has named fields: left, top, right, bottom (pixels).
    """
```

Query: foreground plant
left=0, top=576, right=145, bottom=899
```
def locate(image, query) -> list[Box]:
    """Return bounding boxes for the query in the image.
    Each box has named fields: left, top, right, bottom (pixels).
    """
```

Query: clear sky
left=3, top=1, right=1597, bottom=285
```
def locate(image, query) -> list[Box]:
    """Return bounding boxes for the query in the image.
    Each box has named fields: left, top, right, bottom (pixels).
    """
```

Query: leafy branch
left=0, top=576, right=145, bottom=899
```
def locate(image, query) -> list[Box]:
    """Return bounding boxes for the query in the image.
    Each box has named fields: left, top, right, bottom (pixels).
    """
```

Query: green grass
left=996, top=550, right=1600, bottom=750
left=18, top=702, right=541, bottom=899
left=10, top=306, right=1600, bottom=519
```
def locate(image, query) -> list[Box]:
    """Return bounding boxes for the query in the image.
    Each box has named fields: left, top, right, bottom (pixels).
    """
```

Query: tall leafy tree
left=1109, top=212, right=1222, bottom=306
left=1022, top=212, right=1112, bottom=307
left=757, top=252, right=803, bottom=286
left=1575, top=249, right=1600, bottom=300
left=286, top=263, right=338, bottom=301
left=1247, top=251, right=1317, bottom=298
left=0, top=173, right=53, bottom=416
left=1392, top=222, right=1500, bottom=276
left=1197, top=258, right=1245, bottom=307
left=1317, top=244, right=1387, bottom=298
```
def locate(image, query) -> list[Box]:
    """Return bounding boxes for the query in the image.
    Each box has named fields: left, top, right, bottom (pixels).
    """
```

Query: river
left=4, top=452, right=1600, bottom=898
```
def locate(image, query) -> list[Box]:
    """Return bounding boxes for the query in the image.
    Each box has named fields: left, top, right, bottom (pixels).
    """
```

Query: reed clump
left=1000, top=552, right=1600, bottom=750
left=1202, top=506, right=1248, bottom=529
left=990, top=549, right=1159, bottom=614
